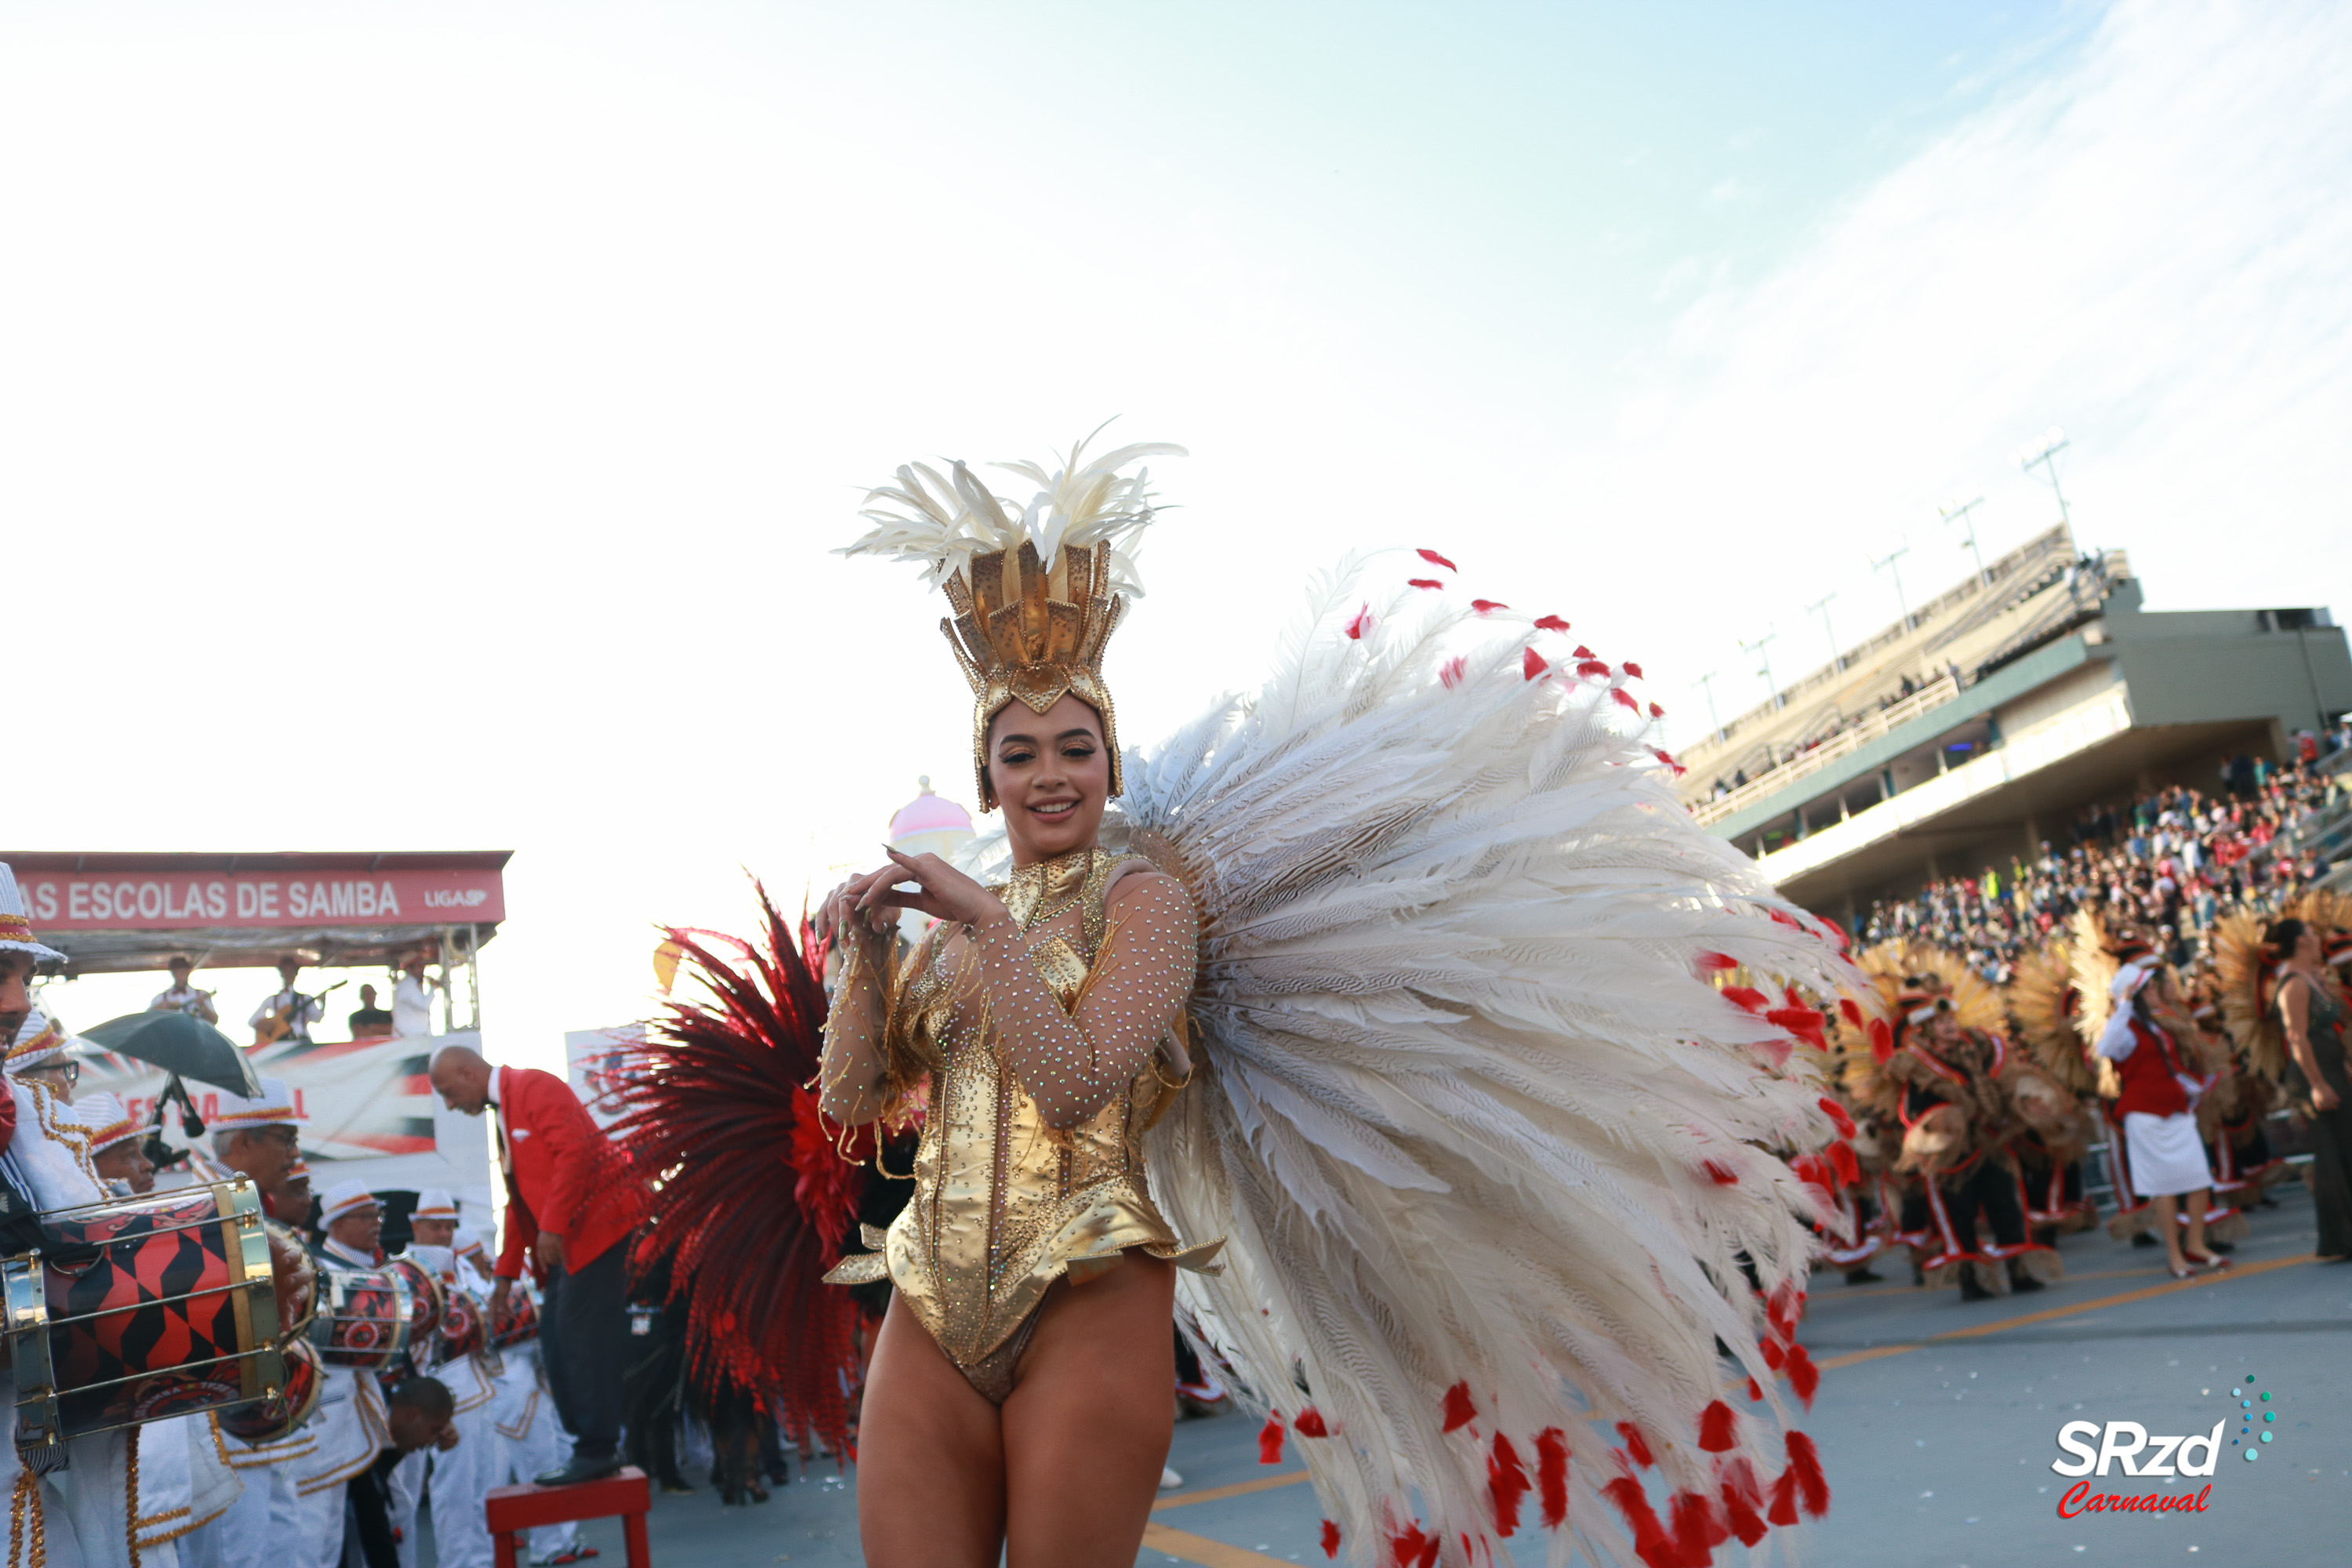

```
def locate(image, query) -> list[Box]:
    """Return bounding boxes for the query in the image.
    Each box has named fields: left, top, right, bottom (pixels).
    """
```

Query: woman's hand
left=856, top=848, right=1010, bottom=930
left=822, top=866, right=907, bottom=951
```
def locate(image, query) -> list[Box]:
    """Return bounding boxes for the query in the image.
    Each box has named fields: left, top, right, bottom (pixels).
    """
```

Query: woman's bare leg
left=857, top=1293, right=1007, bottom=1568
left=2154, top=1192, right=2187, bottom=1272
left=1001, top=1257, right=1177, bottom=1568
left=2183, top=1188, right=2212, bottom=1260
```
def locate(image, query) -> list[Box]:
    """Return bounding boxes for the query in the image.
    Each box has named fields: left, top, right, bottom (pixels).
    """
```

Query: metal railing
left=1692, top=673, right=1960, bottom=827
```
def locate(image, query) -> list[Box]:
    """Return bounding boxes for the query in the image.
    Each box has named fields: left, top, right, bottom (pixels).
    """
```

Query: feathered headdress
left=838, top=427, right=1184, bottom=808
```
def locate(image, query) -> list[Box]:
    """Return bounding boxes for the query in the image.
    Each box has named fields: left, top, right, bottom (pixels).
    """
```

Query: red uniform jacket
left=494, top=1065, right=647, bottom=1279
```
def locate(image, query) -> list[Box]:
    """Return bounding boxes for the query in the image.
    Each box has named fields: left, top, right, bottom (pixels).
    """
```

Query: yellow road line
left=1139, top=1521, right=1297, bottom=1566
left=1153, top=1470, right=1312, bottom=1512
left=1813, top=1252, right=2314, bottom=1371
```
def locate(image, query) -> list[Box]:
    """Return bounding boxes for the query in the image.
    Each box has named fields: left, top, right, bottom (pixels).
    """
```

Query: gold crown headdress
left=839, top=430, right=1184, bottom=809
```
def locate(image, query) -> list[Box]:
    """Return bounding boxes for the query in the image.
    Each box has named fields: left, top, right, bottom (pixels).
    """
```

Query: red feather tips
left=1576, top=659, right=1612, bottom=677
left=1649, top=701, right=1666, bottom=718
left=1407, top=577, right=1443, bottom=590
left=1818, top=1095, right=1857, bottom=1138
left=1614, top=1421, right=1656, bottom=1469
left=1697, top=1399, right=1737, bottom=1453
left=1534, top=614, right=1571, bottom=632
left=1837, top=996, right=1865, bottom=1028
left=1535, top=1428, right=1570, bottom=1530
left=1766, top=1005, right=1828, bottom=1051
left=1294, top=1406, right=1330, bottom=1439
left=1387, top=1523, right=1440, bottom=1568
left=1652, top=746, right=1686, bottom=775
left=1828, top=1140, right=1861, bottom=1186
left=1696, top=951, right=1738, bottom=972
left=1487, top=1433, right=1530, bottom=1537
left=1701, top=1160, right=1740, bottom=1186
left=1441, top=1381, right=1478, bottom=1433
left=1573, top=644, right=1595, bottom=659
left=1258, top=1413, right=1286, bottom=1465
left=1746, top=1377, right=1763, bottom=1402
left=1785, top=1345, right=1821, bottom=1410
left=1867, top=1017, right=1894, bottom=1062
left=1601, top=1478, right=1679, bottom=1568
left=1345, top=604, right=1375, bottom=641
left=1320, top=1521, right=1342, bottom=1559
left=1671, top=1489, right=1726, bottom=1565
left=1472, top=598, right=1509, bottom=615
left=1624, top=660, right=1645, bottom=679
left=1441, top=655, right=1469, bottom=689
left=1416, top=547, right=1458, bottom=572
left=1522, top=646, right=1551, bottom=681
left=1719, top=1460, right=1769, bottom=1547
left=1611, top=688, right=1641, bottom=712
left=1766, top=1470, right=1799, bottom=1527
left=1784, top=1431, right=1830, bottom=1516
left=1720, top=985, right=1768, bottom=1014
left=1759, top=1337, right=1786, bottom=1371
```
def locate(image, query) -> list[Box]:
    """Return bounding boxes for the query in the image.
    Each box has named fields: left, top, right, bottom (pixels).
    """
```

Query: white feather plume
left=1098, top=565, right=1857, bottom=1566
left=840, top=423, right=1185, bottom=594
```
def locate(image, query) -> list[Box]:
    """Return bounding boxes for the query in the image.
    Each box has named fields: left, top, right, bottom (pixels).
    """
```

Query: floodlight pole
left=2022, top=433, right=2072, bottom=528
left=1940, top=497, right=1990, bottom=588
left=1805, top=593, right=1840, bottom=669
left=1694, top=671, right=1723, bottom=741
left=1740, top=632, right=1781, bottom=711
left=1871, top=545, right=1913, bottom=630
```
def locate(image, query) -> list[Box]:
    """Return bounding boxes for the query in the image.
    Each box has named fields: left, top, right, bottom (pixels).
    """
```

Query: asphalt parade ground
left=428, top=1181, right=2349, bottom=1566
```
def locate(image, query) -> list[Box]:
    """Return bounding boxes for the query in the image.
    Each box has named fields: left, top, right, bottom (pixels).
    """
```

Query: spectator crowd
left=1857, top=737, right=2349, bottom=982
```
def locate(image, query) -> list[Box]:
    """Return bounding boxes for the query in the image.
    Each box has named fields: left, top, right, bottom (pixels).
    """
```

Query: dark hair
left=2263, top=918, right=2307, bottom=962
left=386, top=1375, right=453, bottom=1420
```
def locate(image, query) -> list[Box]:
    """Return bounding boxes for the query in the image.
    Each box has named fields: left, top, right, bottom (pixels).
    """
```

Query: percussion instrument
left=489, top=1283, right=540, bottom=1349
left=3, top=1181, right=286, bottom=1464
left=309, top=1267, right=413, bottom=1370
left=383, top=1255, right=445, bottom=1347
left=217, top=1336, right=325, bottom=1446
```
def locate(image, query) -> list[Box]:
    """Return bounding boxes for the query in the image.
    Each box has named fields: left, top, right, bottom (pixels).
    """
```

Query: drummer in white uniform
left=0, top=872, right=90, bottom=1568
left=296, top=1182, right=396, bottom=1566
left=401, top=1192, right=502, bottom=1568
left=459, top=1231, right=587, bottom=1566
left=178, top=1080, right=318, bottom=1568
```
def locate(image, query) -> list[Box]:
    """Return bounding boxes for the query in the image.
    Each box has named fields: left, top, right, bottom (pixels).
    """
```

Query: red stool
left=486, top=1466, right=652, bottom=1568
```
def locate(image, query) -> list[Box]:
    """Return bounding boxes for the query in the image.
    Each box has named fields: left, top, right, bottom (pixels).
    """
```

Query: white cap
left=0, top=866, right=65, bottom=967
left=6, top=1010, right=85, bottom=1076
left=212, top=1078, right=299, bottom=1133
left=67, top=1092, right=141, bottom=1153
left=2110, top=955, right=2158, bottom=1002
left=320, top=1179, right=380, bottom=1225
left=412, top=1189, right=458, bottom=1220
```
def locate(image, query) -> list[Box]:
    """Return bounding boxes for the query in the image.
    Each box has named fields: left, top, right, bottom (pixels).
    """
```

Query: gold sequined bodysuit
left=824, top=848, right=1222, bottom=1402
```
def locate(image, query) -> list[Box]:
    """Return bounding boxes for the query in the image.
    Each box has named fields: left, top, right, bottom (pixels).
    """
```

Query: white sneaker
left=1159, top=1465, right=1183, bottom=1490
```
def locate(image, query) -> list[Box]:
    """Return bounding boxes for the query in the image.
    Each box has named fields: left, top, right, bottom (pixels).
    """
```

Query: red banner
left=16, top=868, right=503, bottom=931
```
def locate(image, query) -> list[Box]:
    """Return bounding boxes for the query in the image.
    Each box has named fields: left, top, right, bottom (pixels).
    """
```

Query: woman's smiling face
left=988, top=693, right=1110, bottom=865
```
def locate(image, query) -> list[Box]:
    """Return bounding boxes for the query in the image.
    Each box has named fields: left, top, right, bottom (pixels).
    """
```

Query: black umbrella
left=80, top=1012, right=263, bottom=1098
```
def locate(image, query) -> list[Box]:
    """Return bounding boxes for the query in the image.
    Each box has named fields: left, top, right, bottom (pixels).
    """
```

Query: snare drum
left=489, top=1283, right=540, bottom=1349
left=3, top=1181, right=285, bottom=1461
left=217, top=1336, right=325, bottom=1445
left=383, top=1256, right=445, bottom=1347
left=310, top=1268, right=414, bottom=1370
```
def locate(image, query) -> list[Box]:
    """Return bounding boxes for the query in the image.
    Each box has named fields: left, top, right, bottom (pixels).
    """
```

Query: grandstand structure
left=1678, top=523, right=2352, bottom=923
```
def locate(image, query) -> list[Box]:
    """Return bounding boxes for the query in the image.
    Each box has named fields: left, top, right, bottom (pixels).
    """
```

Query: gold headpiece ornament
left=839, top=430, right=1184, bottom=810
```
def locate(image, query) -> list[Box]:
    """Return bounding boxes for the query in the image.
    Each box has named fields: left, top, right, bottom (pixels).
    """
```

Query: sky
left=7, top=0, right=2346, bottom=1073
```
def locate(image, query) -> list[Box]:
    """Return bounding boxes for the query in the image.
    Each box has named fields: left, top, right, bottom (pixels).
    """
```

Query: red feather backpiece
left=611, top=881, right=866, bottom=1453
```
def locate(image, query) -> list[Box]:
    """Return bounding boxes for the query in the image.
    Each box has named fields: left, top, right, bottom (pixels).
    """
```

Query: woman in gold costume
left=814, top=433, right=1864, bottom=1568
left=816, top=441, right=1219, bottom=1566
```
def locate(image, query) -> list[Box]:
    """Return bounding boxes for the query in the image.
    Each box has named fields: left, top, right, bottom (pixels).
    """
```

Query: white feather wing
left=1123, top=570, right=1853, bottom=1566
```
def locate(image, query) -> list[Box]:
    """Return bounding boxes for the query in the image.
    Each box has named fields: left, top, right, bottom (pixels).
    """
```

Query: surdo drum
left=383, top=1255, right=445, bottom=1346
left=489, top=1283, right=539, bottom=1349
left=310, top=1267, right=415, bottom=1370
left=3, top=1181, right=293, bottom=1465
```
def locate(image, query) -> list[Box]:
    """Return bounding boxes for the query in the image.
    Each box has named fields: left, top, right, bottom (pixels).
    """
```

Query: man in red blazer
left=430, top=1044, right=646, bottom=1485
